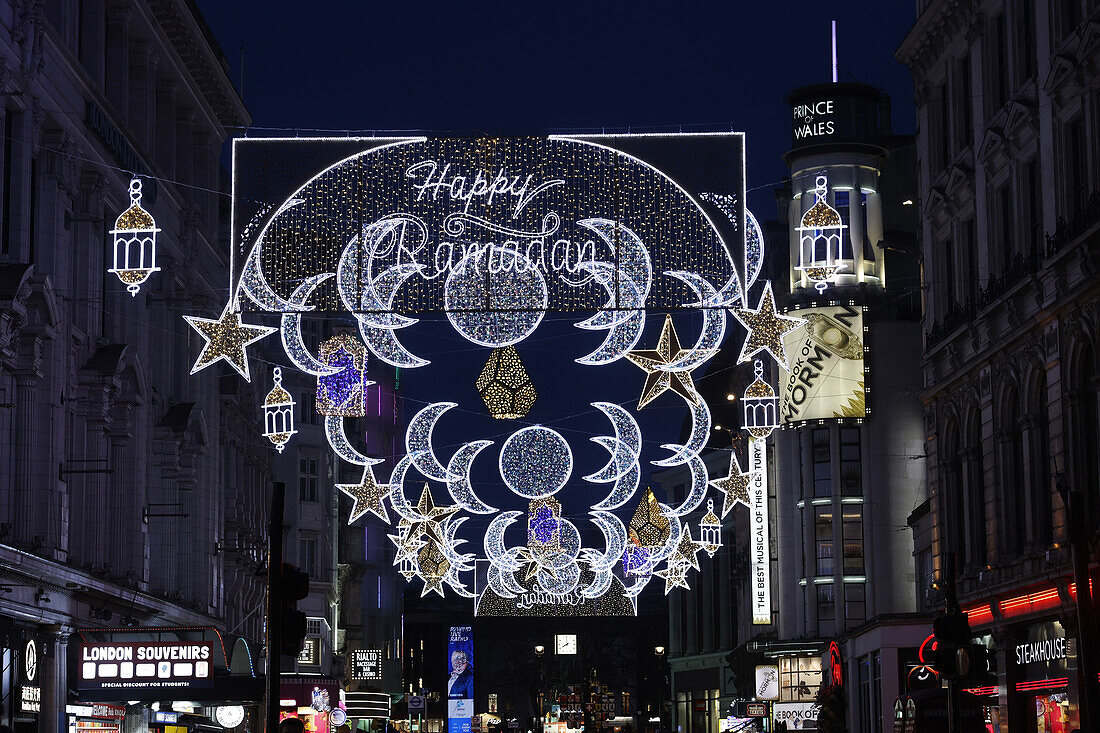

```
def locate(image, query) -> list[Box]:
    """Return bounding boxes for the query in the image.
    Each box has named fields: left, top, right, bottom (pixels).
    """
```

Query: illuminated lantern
left=742, top=360, right=779, bottom=438
left=476, top=345, right=537, bottom=419
left=317, top=333, right=368, bottom=417
left=795, top=174, right=846, bottom=293
left=262, top=367, right=296, bottom=452
left=109, top=178, right=160, bottom=296
left=699, top=500, right=722, bottom=557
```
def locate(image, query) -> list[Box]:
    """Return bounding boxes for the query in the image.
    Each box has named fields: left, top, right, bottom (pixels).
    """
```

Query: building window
left=916, top=549, right=934, bottom=610
left=779, top=657, right=822, bottom=702
left=934, top=82, right=950, bottom=171
left=996, top=183, right=1015, bottom=271
left=963, top=219, right=977, bottom=306
left=844, top=583, right=866, bottom=626
left=941, top=237, right=956, bottom=307
left=839, top=428, right=862, bottom=495
left=858, top=652, right=882, bottom=733
left=813, top=429, right=831, bottom=497
left=1063, top=116, right=1089, bottom=219
left=835, top=191, right=854, bottom=260
left=300, top=392, right=317, bottom=425
left=816, top=507, right=834, bottom=576
left=842, top=507, right=864, bottom=574
left=1002, top=388, right=1028, bottom=554
left=966, top=421, right=987, bottom=566
left=816, top=583, right=836, bottom=621
left=300, top=536, right=318, bottom=578
left=1029, top=373, right=1053, bottom=546
left=1055, top=0, right=1081, bottom=42
left=954, top=55, right=972, bottom=150
left=987, top=14, right=1009, bottom=113
left=1025, top=161, right=1042, bottom=255
left=1014, top=0, right=1036, bottom=82
left=299, top=457, right=318, bottom=502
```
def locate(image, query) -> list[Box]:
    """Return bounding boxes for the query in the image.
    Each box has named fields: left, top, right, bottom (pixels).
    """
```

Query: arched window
left=941, top=420, right=966, bottom=558
left=1067, top=343, right=1099, bottom=529
left=966, top=414, right=987, bottom=566
left=1028, top=371, right=1053, bottom=546
left=1001, top=387, right=1027, bottom=554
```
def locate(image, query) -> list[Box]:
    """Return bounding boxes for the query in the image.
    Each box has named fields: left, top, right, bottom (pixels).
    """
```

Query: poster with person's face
left=448, top=626, right=474, bottom=733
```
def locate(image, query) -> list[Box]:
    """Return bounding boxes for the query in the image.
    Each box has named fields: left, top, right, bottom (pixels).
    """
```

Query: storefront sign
left=20, top=685, right=40, bottom=713
left=351, top=648, right=383, bottom=680
left=298, top=637, right=318, bottom=665
left=1013, top=622, right=1068, bottom=681
left=745, top=703, right=768, bottom=717
left=773, top=702, right=820, bottom=730
left=77, top=641, right=214, bottom=690
left=788, top=83, right=883, bottom=150
left=779, top=305, right=866, bottom=423
left=828, top=642, right=843, bottom=687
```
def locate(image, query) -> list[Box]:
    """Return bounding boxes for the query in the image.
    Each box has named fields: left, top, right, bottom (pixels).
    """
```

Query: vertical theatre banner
left=779, top=305, right=866, bottom=423
left=448, top=626, right=474, bottom=733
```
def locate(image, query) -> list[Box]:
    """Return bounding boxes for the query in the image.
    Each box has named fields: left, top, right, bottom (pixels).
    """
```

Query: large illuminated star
left=184, top=305, right=276, bottom=382
left=731, top=282, right=807, bottom=370
left=626, top=315, right=701, bottom=409
left=337, top=465, right=391, bottom=524
left=406, top=484, right=459, bottom=543
left=674, top=527, right=704, bottom=572
left=655, top=559, right=691, bottom=593
left=417, top=542, right=450, bottom=597
left=708, top=452, right=755, bottom=518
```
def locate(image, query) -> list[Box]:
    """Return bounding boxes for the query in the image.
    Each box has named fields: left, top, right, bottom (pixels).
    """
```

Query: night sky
left=194, top=2, right=918, bottom=538
left=195, top=1, right=916, bottom=217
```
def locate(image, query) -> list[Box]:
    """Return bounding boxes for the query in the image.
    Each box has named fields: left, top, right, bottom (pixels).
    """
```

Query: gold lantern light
left=476, top=345, right=537, bottom=419
left=795, top=174, right=847, bottom=293
left=262, top=367, right=296, bottom=452
left=109, top=178, right=160, bottom=296
left=699, top=499, right=722, bottom=557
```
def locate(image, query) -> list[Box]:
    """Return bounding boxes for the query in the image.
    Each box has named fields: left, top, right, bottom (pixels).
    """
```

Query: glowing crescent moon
left=406, top=403, right=456, bottom=482
left=577, top=218, right=653, bottom=303
left=485, top=512, right=523, bottom=571
left=325, top=416, right=384, bottom=467
left=649, top=503, right=683, bottom=564
left=445, top=441, right=498, bottom=515
left=654, top=271, right=726, bottom=373
left=652, top=394, right=711, bottom=467
left=667, top=455, right=709, bottom=517
left=575, top=261, right=641, bottom=330
left=591, top=462, right=640, bottom=512
left=236, top=199, right=307, bottom=312
left=486, top=565, right=519, bottom=599
left=581, top=567, right=614, bottom=598
left=587, top=511, right=628, bottom=572
left=538, top=562, right=581, bottom=596
left=337, top=217, right=424, bottom=329
left=388, top=451, right=429, bottom=523
left=280, top=274, right=343, bottom=376
left=574, top=262, right=645, bottom=366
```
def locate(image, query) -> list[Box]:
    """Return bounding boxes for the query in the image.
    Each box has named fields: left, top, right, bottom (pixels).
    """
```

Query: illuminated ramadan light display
left=183, top=134, right=796, bottom=617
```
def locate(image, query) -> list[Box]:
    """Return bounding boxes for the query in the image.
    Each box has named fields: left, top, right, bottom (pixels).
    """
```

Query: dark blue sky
left=196, top=1, right=916, bottom=218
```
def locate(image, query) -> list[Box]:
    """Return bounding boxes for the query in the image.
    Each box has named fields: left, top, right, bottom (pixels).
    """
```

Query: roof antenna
left=831, top=20, right=838, bottom=83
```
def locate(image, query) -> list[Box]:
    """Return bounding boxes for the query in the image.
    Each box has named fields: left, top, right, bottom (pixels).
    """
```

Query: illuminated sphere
left=499, top=426, right=572, bottom=499
left=445, top=245, right=546, bottom=347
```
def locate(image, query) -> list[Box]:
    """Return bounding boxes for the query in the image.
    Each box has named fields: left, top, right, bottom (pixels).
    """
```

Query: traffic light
left=280, top=562, right=310, bottom=655
left=930, top=611, right=971, bottom=680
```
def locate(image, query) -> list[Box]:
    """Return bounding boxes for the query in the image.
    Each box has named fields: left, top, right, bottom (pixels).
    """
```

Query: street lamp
left=654, top=646, right=665, bottom=657
left=534, top=645, right=545, bottom=657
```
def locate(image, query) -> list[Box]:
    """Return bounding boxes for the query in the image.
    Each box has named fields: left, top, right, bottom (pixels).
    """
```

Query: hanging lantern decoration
left=262, top=367, right=296, bottom=452
left=622, top=543, right=652, bottom=577
left=317, top=333, right=369, bottom=417
left=742, top=360, right=780, bottom=439
left=795, top=173, right=847, bottom=293
left=476, top=345, right=537, bottom=419
left=699, top=499, right=722, bottom=557
left=528, top=497, right=563, bottom=554
left=109, top=178, right=160, bottom=296
left=398, top=548, right=418, bottom=579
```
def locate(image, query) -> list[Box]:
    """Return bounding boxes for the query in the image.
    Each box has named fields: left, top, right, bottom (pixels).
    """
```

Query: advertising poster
left=779, top=305, right=866, bottom=423
left=448, top=626, right=474, bottom=733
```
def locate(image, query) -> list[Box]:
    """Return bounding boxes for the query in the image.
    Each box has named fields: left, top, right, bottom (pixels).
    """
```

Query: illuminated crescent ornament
left=445, top=441, right=498, bottom=515
left=337, top=217, right=424, bottom=329
left=236, top=199, right=308, bottom=312
left=731, top=281, right=807, bottom=370
left=581, top=567, right=614, bottom=598
left=281, top=274, right=342, bottom=376
left=485, top=512, right=523, bottom=572
left=652, top=390, right=711, bottom=467
left=387, top=452, right=429, bottom=523
left=653, top=271, right=726, bottom=373
left=183, top=304, right=276, bottom=382
left=667, top=454, right=709, bottom=517
left=577, top=218, right=653, bottom=303
left=325, top=415, right=384, bottom=467
left=406, top=403, right=457, bottom=482
left=573, top=262, right=646, bottom=365
left=584, top=511, right=628, bottom=572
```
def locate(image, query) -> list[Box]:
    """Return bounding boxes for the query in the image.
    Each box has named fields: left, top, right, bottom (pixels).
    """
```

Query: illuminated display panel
left=778, top=304, right=867, bottom=423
